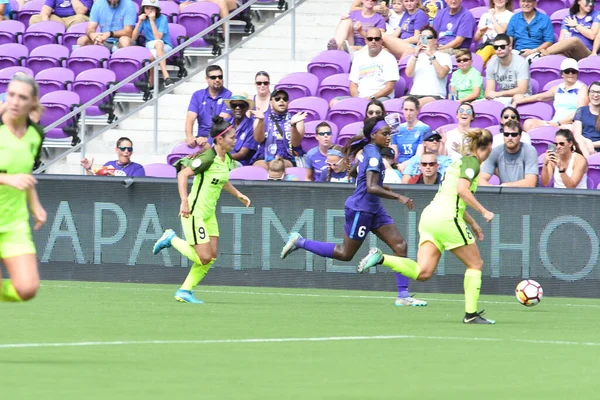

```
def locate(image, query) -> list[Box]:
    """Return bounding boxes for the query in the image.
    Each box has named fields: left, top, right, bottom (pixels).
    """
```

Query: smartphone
left=419, top=35, right=428, bottom=46
left=547, top=143, right=556, bottom=153
left=385, top=112, right=401, bottom=130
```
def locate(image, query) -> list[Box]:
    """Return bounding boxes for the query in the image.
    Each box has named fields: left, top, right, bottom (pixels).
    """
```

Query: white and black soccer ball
left=515, top=279, right=543, bottom=307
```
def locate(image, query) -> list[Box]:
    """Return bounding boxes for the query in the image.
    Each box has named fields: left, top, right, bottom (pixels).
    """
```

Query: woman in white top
left=442, top=102, right=475, bottom=160
left=514, top=58, right=589, bottom=132
left=541, top=129, right=588, bottom=189
left=253, top=71, right=271, bottom=113
left=474, top=0, right=514, bottom=65
left=405, top=25, right=452, bottom=107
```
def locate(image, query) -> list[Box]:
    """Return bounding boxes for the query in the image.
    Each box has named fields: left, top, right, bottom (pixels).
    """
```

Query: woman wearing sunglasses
left=81, top=137, right=146, bottom=176
left=443, top=102, right=475, bottom=160
left=253, top=71, right=271, bottom=113
left=474, top=0, right=514, bottom=65
left=319, top=146, right=354, bottom=183
left=541, top=129, right=588, bottom=189
left=572, top=81, right=600, bottom=156
left=306, top=122, right=335, bottom=181
left=449, top=49, right=484, bottom=102
left=390, top=96, right=429, bottom=172
left=491, top=106, right=532, bottom=147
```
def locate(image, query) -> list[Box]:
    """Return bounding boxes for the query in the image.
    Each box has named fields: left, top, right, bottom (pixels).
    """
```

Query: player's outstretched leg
left=153, top=229, right=176, bottom=255
left=281, top=232, right=302, bottom=260
left=281, top=232, right=336, bottom=260
left=358, top=248, right=422, bottom=280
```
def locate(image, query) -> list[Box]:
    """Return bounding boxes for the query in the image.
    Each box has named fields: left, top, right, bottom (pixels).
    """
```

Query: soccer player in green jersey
left=358, top=128, right=497, bottom=324
left=0, top=74, right=47, bottom=303
left=153, top=116, right=251, bottom=303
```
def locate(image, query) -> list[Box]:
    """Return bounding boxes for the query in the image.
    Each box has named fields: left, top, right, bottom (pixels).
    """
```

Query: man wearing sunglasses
left=478, top=119, right=538, bottom=187
left=401, top=129, right=452, bottom=183
left=432, top=0, right=475, bottom=54
left=506, top=0, right=553, bottom=59
left=484, top=33, right=531, bottom=106
left=406, top=152, right=442, bottom=184
left=223, top=91, right=258, bottom=166
left=186, top=64, right=232, bottom=149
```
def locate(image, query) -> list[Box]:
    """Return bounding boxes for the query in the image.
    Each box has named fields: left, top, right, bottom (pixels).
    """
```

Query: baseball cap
left=270, top=89, right=288, bottom=99
left=380, top=146, right=396, bottom=159
left=560, top=58, right=579, bottom=72
left=423, top=130, right=442, bottom=141
left=141, top=0, right=160, bottom=8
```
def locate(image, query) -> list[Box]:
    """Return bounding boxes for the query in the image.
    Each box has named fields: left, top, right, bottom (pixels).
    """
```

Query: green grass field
left=1, top=280, right=599, bottom=400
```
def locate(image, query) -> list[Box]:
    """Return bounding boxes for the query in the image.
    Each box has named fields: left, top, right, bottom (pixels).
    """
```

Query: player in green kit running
left=153, top=116, right=251, bottom=303
left=0, top=74, right=47, bottom=303
left=358, top=128, right=496, bottom=324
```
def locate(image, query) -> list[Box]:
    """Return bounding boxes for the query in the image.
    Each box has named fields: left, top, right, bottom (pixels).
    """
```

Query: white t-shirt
left=477, top=9, right=513, bottom=43
left=444, top=128, right=464, bottom=161
left=349, top=49, right=400, bottom=98
left=408, top=51, right=453, bottom=98
left=386, top=9, right=404, bottom=34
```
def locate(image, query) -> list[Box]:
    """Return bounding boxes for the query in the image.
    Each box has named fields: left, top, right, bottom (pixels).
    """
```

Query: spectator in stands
left=401, top=129, right=452, bottom=181
left=76, top=0, right=136, bottom=53
left=319, top=145, right=353, bottom=183
left=385, top=0, right=404, bottom=34
left=30, top=0, right=91, bottom=28
left=432, top=0, right=476, bottom=55
left=506, top=0, right=553, bottom=60
left=381, top=0, right=429, bottom=59
left=484, top=33, right=530, bottom=106
left=573, top=81, right=600, bottom=156
left=406, top=25, right=452, bottom=106
left=185, top=65, right=232, bottom=148
left=332, top=27, right=398, bottom=106
left=132, top=0, right=174, bottom=89
left=406, top=152, right=442, bottom=184
left=542, top=128, right=588, bottom=189
left=306, top=121, right=334, bottom=181
left=449, top=49, right=484, bottom=102
left=513, top=58, right=589, bottom=131
left=443, top=102, right=475, bottom=160
left=390, top=96, right=428, bottom=172
left=380, top=146, right=403, bottom=183
left=478, top=119, right=538, bottom=186
left=474, top=0, right=514, bottom=65
left=80, top=137, right=146, bottom=176
left=223, top=91, right=257, bottom=167
left=327, top=0, right=386, bottom=52
left=267, top=156, right=299, bottom=181
left=252, top=89, right=307, bottom=169
left=492, top=105, right=531, bottom=147
left=539, top=0, right=599, bottom=61
left=253, top=71, right=271, bottom=113
left=0, top=0, right=10, bottom=20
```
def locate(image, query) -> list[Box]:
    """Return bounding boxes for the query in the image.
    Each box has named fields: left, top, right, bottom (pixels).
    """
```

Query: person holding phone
left=541, top=129, right=588, bottom=189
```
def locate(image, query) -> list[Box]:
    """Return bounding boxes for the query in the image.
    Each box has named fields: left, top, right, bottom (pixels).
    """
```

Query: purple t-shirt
left=433, top=6, right=475, bottom=48
left=345, top=144, right=384, bottom=213
left=398, top=9, right=429, bottom=40
left=306, top=147, right=328, bottom=181
left=187, top=87, right=232, bottom=138
left=349, top=10, right=386, bottom=46
left=103, top=160, right=145, bottom=176
left=231, top=116, right=258, bottom=166
left=561, top=11, right=600, bottom=50
left=46, top=0, right=93, bottom=17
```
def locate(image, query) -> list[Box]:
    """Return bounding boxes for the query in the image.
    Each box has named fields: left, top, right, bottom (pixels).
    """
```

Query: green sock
left=464, top=269, right=482, bottom=314
left=171, top=236, right=201, bottom=264
left=181, top=258, right=215, bottom=291
left=381, top=255, right=421, bottom=280
left=1, top=280, right=23, bottom=302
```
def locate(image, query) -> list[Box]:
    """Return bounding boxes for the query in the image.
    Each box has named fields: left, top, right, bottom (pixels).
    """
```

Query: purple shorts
left=344, top=207, right=394, bottom=240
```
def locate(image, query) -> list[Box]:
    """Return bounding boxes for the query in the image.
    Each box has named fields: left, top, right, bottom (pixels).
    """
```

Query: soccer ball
left=515, top=279, right=543, bottom=307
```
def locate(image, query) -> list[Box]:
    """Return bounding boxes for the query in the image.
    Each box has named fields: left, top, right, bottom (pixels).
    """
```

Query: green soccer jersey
left=427, top=155, right=480, bottom=221
left=0, top=124, right=43, bottom=232
left=175, top=148, right=234, bottom=219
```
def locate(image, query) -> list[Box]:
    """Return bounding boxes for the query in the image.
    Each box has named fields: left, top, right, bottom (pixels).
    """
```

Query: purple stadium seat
left=62, top=22, right=92, bottom=50
left=26, top=44, right=69, bottom=75
left=287, top=96, right=329, bottom=123
left=73, top=68, right=117, bottom=119
left=316, top=73, right=350, bottom=104
left=166, top=23, right=187, bottom=77
left=550, top=8, right=570, bottom=39
left=108, top=46, right=152, bottom=93
left=529, top=126, right=559, bottom=156
left=0, top=43, right=28, bottom=69
left=307, top=50, right=352, bottom=85
left=160, top=0, right=180, bottom=22
left=40, top=90, right=80, bottom=140
left=530, top=55, right=565, bottom=90
left=285, top=167, right=308, bottom=180
left=418, top=100, right=459, bottom=129
left=337, top=121, right=364, bottom=146
left=577, top=56, right=600, bottom=86
left=301, top=119, right=339, bottom=153
left=486, top=124, right=502, bottom=136
left=472, top=100, right=505, bottom=128
left=517, top=102, right=555, bottom=121
left=229, top=166, right=268, bottom=180
left=35, top=67, right=75, bottom=97
left=166, top=142, right=196, bottom=165
left=542, top=78, right=563, bottom=92
left=437, top=123, right=458, bottom=134
left=586, top=154, right=600, bottom=187
left=327, top=97, right=369, bottom=130
left=22, top=21, right=65, bottom=52
left=470, top=6, right=488, bottom=25
left=398, top=56, right=413, bottom=92
left=394, top=76, right=406, bottom=98
left=16, top=0, right=45, bottom=28
left=382, top=98, right=405, bottom=115
left=488, top=175, right=500, bottom=185
left=0, top=66, right=33, bottom=93
left=177, top=2, right=220, bottom=48
left=275, top=72, right=319, bottom=102
left=144, top=163, right=176, bottom=178
left=536, top=0, right=568, bottom=17
left=0, top=20, right=25, bottom=45
left=67, top=45, right=110, bottom=77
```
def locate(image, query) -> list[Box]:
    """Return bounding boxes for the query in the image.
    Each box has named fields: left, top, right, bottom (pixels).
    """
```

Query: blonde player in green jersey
left=358, top=128, right=497, bottom=324
left=0, top=74, right=47, bottom=303
left=153, top=116, right=251, bottom=304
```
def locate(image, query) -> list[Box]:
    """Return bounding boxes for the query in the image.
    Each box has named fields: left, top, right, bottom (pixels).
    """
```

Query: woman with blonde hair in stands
left=359, top=128, right=497, bottom=324
left=573, top=81, right=600, bottom=157
left=542, top=128, right=588, bottom=189
left=319, top=145, right=354, bottom=183
left=474, top=0, right=514, bottom=65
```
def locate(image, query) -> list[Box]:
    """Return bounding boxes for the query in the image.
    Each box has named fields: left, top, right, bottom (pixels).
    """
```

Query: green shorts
left=0, top=224, right=36, bottom=259
left=181, top=214, right=219, bottom=245
left=418, top=207, right=475, bottom=253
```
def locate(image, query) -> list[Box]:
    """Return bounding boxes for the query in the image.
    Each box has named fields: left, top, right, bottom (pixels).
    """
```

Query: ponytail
left=460, top=128, right=493, bottom=156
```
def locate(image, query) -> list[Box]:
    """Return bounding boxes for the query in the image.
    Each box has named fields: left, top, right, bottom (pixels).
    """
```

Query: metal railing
left=35, top=0, right=303, bottom=174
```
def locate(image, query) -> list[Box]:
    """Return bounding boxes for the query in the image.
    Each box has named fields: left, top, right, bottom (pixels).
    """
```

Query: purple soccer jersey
left=433, top=6, right=475, bottom=49
left=103, top=160, right=146, bottom=176
left=345, top=143, right=385, bottom=213
left=349, top=11, right=386, bottom=46
left=398, top=9, right=429, bottom=40
left=306, top=147, right=328, bottom=181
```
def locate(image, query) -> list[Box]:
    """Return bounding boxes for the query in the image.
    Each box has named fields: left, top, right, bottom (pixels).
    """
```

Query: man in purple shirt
left=30, top=0, right=92, bottom=28
left=432, top=0, right=475, bottom=54
left=185, top=65, right=232, bottom=149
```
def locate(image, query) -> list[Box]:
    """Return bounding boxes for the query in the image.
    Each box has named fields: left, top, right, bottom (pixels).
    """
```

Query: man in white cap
left=224, top=92, right=259, bottom=166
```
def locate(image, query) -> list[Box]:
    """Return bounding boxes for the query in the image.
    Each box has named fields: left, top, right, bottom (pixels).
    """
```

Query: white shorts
left=145, top=40, right=173, bottom=58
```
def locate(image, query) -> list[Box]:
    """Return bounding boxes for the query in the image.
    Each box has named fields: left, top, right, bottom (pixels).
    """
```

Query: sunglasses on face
left=457, top=108, right=473, bottom=115
left=255, top=81, right=270, bottom=86
left=457, top=58, right=471, bottom=63
left=554, top=141, right=567, bottom=146
left=425, top=137, right=441, bottom=142
left=421, top=35, right=434, bottom=40
left=367, top=109, right=383, bottom=116
left=317, top=131, right=332, bottom=136
left=230, top=102, right=248, bottom=109
left=118, top=146, right=133, bottom=152
left=562, top=68, right=578, bottom=75
left=493, top=44, right=507, bottom=50
left=420, top=162, right=437, bottom=167
left=503, top=131, right=520, bottom=137
left=502, top=114, right=517, bottom=120
left=366, top=36, right=382, bottom=42
left=208, top=75, right=223, bottom=80
left=327, top=159, right=344, bottom=167
left=273, top=96, right=288, bottom=102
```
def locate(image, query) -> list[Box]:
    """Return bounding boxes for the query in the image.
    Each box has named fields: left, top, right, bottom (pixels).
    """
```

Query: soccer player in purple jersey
left=281, top=116, right=427, bottom=306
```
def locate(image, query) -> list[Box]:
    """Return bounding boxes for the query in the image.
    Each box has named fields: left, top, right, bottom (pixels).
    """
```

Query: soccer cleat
left=357, top=247, right=383, bottom=273
left=463, top=310, right=495, bottom=325
left=281, top=232, right=302, bottom=260
left=395, top=296, right=428, bottom=307
left=174, top=289, right=204, bottom=304
left=153, top=229, right=176, bottom=255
